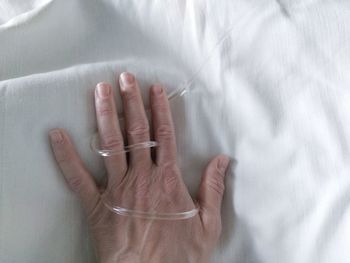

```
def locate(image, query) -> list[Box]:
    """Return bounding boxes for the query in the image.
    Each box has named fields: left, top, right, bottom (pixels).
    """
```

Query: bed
left=1, top=0, right=350, bottom=262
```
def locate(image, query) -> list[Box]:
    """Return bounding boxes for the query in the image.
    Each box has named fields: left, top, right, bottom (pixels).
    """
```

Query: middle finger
left=119, top=72, right=152, bottom=167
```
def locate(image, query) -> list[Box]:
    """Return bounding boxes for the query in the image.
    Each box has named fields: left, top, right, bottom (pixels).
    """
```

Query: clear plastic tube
left=90, top=82, right=198, bottom=220
left=101, top=196, right=199, bottom=220
left=89, top=21, right=238, bottom=220
left=90, top=133, right=158, bottom=157
left=90, top=81, right=190, bottom=157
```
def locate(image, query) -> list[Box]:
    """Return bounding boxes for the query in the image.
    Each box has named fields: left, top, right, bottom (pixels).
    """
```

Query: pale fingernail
left=120, top=72, right=135, bottom=91
left=96, top=83, right=110, bottom=98
left=218, top=155, right=230, bottom=174
left=49, top=129, right=63, bottom=144
left=153, top=84, right=163, bottom=96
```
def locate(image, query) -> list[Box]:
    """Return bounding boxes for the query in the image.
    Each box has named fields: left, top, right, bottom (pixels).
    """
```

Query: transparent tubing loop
left=90, top=24, right=237, bottom=220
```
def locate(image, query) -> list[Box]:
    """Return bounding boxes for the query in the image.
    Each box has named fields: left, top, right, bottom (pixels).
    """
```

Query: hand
left=49, top=72, right=230, bottom=263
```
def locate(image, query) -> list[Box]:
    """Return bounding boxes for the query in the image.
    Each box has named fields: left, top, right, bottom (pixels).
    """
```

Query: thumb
left=49, top=128, right=100, bottom=215
left=197, top=154, right=230, bottom=226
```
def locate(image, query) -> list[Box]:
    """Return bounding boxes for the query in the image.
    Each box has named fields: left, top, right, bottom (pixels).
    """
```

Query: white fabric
left=1, top=0, right=350, bottom=262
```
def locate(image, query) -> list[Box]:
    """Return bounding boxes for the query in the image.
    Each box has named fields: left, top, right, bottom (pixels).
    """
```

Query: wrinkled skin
left=49, top=72, right=230, bottom=263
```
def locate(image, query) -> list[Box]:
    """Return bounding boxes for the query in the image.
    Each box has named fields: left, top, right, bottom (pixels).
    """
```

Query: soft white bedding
left=1, top=0, right=350, bottom=262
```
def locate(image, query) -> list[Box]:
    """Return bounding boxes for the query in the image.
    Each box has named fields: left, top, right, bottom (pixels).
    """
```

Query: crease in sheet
left=2, top=20, right=239, bottom=91
left=0, top=0, right=54, bottom=29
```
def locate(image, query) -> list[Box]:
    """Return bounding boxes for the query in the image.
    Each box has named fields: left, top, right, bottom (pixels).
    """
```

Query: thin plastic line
left=90, top=133, right=158, bottom=157
left=91, top=17, right=242, bottom=157
left=102, top=197, right=199, bottom=220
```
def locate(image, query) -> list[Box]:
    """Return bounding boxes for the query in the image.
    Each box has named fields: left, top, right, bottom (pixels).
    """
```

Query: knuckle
left=122, top=89, right=138, bottom=102
left=56, top=149, right=73, bottom=164
left=206, top=176, right=225, bottom=196
left=66, top=176, right=84, bottom=192
left=100, top=134, right=124, bottom=150
left=156, top=124, right=174, bottom=140
left=134, top=175, right=150, bottom=198
left=127, top=121, right=150, bottom=137
left=151, top=100, right=167, bottom=111
left=163, top=173, right=178, bottom=194
left=97, top=102, right=113, bottom=117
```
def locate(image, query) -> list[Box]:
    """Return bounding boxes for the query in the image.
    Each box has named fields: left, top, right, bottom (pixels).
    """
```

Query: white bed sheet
left=1, top=0, right=350, bottom=262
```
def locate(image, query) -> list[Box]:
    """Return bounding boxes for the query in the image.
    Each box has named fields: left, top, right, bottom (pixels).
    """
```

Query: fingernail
left=120, top=72, right=135, bottom=91
left=96, top=83, right=110, bottom=98
left=153, top=84, right=163, bottom=96
left=49, top=129, right=63, bottom=144
left=218, top=155, right=230, bottom=174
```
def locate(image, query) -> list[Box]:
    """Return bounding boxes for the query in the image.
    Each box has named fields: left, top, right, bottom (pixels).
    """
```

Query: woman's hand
left=49, top=72, right=230, bottom=263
